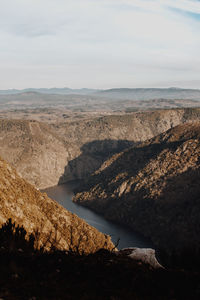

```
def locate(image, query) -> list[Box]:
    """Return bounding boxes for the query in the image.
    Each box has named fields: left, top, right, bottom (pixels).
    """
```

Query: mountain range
left=1, top=88, right=200, bottom=113
left=0, top=87, right=200, bottom=100
left=0, top=88, right=98, bottom=95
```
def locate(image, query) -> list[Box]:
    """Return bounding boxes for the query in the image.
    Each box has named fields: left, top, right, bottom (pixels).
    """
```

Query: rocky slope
left=0, top=119, right=72, bottom=189
left=0, top=108, right=200, bottom=189
left=55, top=107, right=200, bottom=183
left=0, top=156, right=114, bottom=253
left=74, top=122, right=200, bottom=253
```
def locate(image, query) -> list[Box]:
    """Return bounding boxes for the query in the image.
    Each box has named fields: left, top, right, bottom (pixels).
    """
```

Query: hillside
left=0, top=156, right=114, bottom=253
left=55, top=108, right=200, bottom=183
left=74, top=122, right=200, bottom=253
left=0, top=119, right=70, bottom=189
left=1, top=108, right=200, bottom=189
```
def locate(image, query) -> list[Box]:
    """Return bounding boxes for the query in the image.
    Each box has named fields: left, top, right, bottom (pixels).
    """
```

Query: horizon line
left=1, top=86, right=200, bottom=91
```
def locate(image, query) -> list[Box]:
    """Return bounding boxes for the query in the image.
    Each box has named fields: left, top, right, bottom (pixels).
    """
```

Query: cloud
left=0, top=0, right=200, bottom=88
left=112, top=0, right=200, bottom=15
left=162, top=0, right=200, bottom=15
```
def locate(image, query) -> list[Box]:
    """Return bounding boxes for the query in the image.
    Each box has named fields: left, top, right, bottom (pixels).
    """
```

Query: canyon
left=0, top=95, right=200, bottom=298
left=0, top=108, right=200, bottom=189
left=0, top=103, right=200, bottom=254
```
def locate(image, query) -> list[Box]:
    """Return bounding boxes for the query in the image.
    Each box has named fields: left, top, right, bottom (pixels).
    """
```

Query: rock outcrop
left=118, top=248, right=163, bottom=269
left=74, top=122, right=200, bottom=253
left=0, top=156, right=114, bottom=253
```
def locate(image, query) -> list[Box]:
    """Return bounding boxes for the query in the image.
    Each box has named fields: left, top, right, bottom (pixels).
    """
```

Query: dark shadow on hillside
left=122, top=166, right=200, bottom=269
left=151, top=167, right=200, bottom=251
left=73, top=144, right=200, bottom=269
left=73, top=139, right=183, bottom=194
left=1, top=219, right=200, bottom=299
left=58, top=139, right=134, bottom=184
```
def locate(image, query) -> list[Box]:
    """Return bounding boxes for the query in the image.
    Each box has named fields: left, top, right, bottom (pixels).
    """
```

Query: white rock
left=121, top=247, right=163, bottom=269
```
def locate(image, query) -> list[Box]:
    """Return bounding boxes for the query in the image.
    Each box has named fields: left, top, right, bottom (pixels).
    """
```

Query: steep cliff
left=0, top=156, right=114, bottom=253
left=74, top=122, right=200, bottom=252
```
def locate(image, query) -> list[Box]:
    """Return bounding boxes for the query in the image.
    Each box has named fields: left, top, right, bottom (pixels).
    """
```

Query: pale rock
left=121, top=247, right=163, bottom=269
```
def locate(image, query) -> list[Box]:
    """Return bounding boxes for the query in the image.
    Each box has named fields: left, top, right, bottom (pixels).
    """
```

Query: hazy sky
left=0, top=0, right=200, bottom=89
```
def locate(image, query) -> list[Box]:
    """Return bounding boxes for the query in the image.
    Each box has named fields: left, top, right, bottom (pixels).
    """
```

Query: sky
left=0, top=0, right=200, bottom=89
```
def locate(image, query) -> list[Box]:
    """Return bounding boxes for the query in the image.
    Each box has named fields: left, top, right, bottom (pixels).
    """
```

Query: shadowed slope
left=74, top=122, right=200, bottom=252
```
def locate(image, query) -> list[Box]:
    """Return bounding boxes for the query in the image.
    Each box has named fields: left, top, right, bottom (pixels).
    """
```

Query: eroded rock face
left=118, top=248, right=163, bottom=269
left=73, top=122, right=200, bottom=252
left=0, top=108, right=200, bottom=189
left=0, top=156, right=114, bottom=253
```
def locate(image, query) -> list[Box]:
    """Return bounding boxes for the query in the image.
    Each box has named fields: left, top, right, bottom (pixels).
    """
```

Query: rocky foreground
left=74, top=122, right=200, bottom=254
left=0, top=222, right=200, bottom=300
left=0, top=156, right=114, bottom=253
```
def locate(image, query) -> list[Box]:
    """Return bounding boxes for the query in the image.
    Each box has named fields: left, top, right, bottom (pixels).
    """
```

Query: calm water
left=43, top=182, right=153, bottom=250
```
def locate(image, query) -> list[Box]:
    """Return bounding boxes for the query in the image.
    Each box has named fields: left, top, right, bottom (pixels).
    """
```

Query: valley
left=0, top=107, right=200, bottom=189
left=43, top=182, right=153, bottom=249
left=0, top=89, right=200, bottom=299
left=1, top=0, right=200, bottom=297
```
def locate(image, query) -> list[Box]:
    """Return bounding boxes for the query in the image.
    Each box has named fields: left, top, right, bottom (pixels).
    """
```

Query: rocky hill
left=0, top=156, right=114, bottom=253
left=1, top=108, right=200, bottom=189
left=55, top=108, right=200, bottom=183
left=0, top=119, right=70, bottom=189
left=74, top=122, right=200, bottom=253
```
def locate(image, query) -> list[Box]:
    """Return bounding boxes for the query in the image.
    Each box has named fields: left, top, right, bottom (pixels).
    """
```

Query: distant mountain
left=0, top=88, right=99, bottom=95
left=0, top=88, right=200, bottom=112
left=95, top=87, right=200, bottom=100
left=74, top=122, right=200, bottom=253
left=1, top=87, right=200, bottom=101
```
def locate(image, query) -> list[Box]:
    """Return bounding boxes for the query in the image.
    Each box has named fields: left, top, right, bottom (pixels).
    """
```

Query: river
left=43, top=182, right=153, bottom=250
